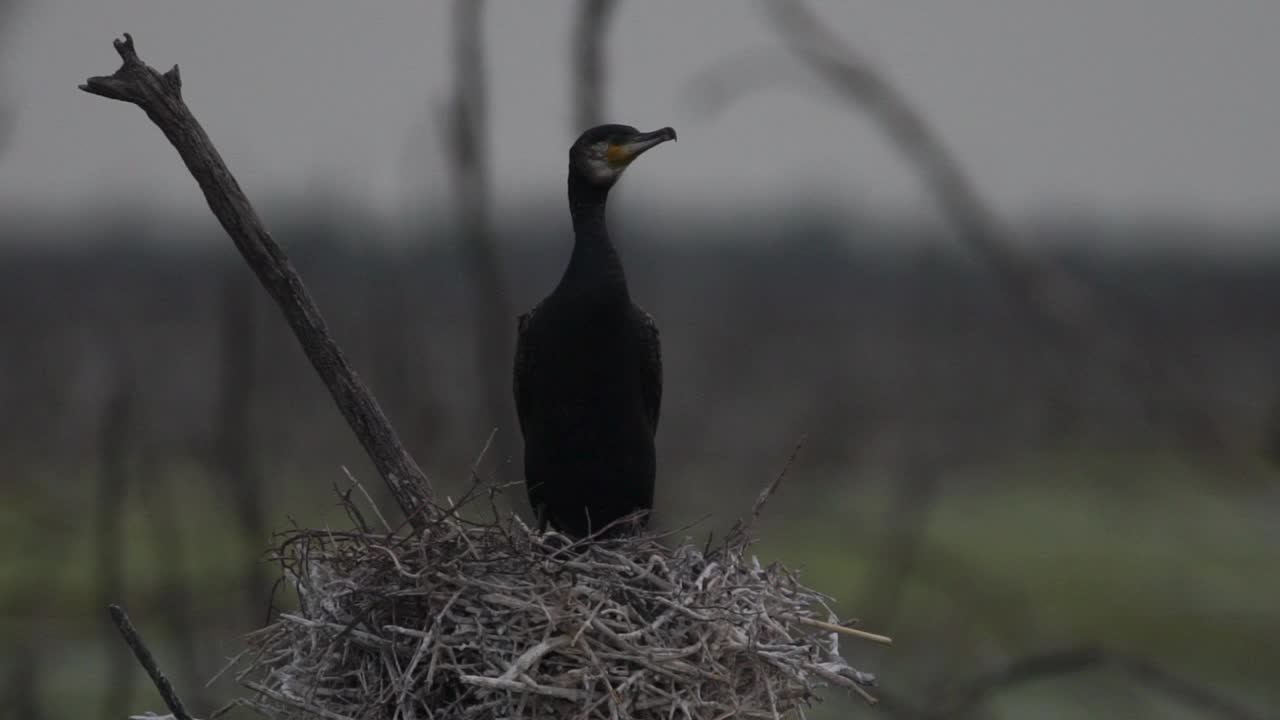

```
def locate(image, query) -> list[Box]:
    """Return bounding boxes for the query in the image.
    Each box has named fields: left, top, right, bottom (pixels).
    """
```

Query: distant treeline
left=3, top=206, right=1278, bottom=494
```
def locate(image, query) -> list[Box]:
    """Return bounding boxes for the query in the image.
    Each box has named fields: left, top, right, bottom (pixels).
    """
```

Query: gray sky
left=2, top=0, right=1279, bottom=233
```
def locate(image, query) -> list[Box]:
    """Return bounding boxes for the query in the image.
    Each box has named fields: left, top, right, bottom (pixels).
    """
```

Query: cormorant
left=514, top=124, right=676, bottom=539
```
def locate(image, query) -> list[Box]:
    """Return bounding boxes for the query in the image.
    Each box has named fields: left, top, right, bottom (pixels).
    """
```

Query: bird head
left=570, top=124, right=677, bottom=189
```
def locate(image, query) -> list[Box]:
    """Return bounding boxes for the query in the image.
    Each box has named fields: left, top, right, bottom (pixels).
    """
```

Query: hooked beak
left=607, top=126, right=677, bottom=167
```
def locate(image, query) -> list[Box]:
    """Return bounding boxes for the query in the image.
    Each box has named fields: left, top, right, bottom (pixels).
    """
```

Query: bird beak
left=607, top=127, right=677, bottom=166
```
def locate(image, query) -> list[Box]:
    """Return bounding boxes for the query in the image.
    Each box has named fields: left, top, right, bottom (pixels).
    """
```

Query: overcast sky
left=2, top=0, right=1279, bottom=233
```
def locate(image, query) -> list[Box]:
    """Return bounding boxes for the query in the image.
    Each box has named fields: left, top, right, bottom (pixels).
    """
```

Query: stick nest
left=233, top=485, right=882, bottom=719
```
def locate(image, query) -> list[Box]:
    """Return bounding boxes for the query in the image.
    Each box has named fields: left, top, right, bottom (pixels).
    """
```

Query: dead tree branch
left=753, top=0, right=1088, bottom=332
left=109, top=604, right=196, bottom=720
left=573, top=0, right=619, bottom=130
left=686, top=0, right=1226, bottom=453
left=447, top=0, right=514, bottom=471
left=80, top=34, right=434, bottom=528
left=914, top=646, right=1269, bottom=720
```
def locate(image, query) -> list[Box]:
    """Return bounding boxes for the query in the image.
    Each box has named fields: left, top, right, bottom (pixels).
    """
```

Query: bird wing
left=513, top=308, right=535, bottom=436
left=637, top=306, right=663, bottom=432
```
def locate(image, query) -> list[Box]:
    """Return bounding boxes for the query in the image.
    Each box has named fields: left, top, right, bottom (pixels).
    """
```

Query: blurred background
left=2, top=1, right=1279, bottom=718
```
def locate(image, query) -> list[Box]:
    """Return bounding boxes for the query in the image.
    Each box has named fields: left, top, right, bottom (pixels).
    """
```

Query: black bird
left=514, top=124, right=676, bottom=539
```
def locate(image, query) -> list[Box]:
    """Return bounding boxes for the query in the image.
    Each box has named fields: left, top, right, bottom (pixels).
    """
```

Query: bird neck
left=561, top=171, right=629, bottom=300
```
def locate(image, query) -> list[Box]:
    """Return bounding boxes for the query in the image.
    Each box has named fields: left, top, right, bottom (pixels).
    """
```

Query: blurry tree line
left=3, top=211, right=1278, bottom=484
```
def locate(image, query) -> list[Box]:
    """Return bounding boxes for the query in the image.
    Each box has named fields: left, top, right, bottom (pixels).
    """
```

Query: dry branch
left=109, top=604, right=196, bottom=720
left=688, top=0, right=1227, bottom=453
left=726, top=437, right=805, bottom=546
left=573, top=0, right=619, bottom=130
left=753, top=0, right=1088, bottom=335
left=446, top=0, right=515, bottom=469
left=80, top=34, right=434, bottom=528
left=900, top=646, right=1270, bottom=720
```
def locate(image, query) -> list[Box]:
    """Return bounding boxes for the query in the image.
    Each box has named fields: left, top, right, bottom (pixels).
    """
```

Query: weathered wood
left=109, top=604, right=195, bottom=720
left=81, top=34, right=433, bottom=528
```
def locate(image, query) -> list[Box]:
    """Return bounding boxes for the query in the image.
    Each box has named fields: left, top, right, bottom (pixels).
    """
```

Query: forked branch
left=80, top=34, right=433, bottom=528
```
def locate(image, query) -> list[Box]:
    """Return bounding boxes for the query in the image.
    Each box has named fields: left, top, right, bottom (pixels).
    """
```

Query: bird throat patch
left=605, top=144, right=634, bottom=168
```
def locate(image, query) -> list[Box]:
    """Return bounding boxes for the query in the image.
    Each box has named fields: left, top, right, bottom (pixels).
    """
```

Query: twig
left=788, top=615, right=892, bottom=646
left=460, top=674, right=590, bottom=702
left=727, top=437, right=805, bottom=546
left=341, top=466, right=392, bottom=532
left=497, top=635, right=572, bottom=681
left=80, top=34, right=434, bottom=528
left=242, top=682, right=355, bottom=720
left=1119, top=654, right=1269, bottom=720
left=807, top=662, right=878, bottom=706
left=109, top=604, right=195, bottom=720
left=913, top=646, right=1270, bottom=720
left=748, top=437, right=804, bottom=529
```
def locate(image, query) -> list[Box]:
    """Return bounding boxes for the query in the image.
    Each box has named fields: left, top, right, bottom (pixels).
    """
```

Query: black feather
left=513, top=124, right=669, bottom=539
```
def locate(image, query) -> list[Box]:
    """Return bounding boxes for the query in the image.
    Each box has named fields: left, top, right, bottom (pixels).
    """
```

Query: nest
left=231, top=481, right=885, bottom=719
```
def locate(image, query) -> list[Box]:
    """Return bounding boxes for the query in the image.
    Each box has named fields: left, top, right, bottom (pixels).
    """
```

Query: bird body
left=514, top=124, right=674, bottom=538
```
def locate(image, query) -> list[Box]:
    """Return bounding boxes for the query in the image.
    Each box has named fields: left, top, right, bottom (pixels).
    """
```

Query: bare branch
left=573, top=0, right=619, bottom=130
left=80, top=34, right=434, bottom=527
left=446, top=1, right=514, bottom=467
left=745, top=437, right=804, bottom=535
left=930, top=646, right=1269, bottom=720
left=109, top=604, right=196, bottom=720
left=718, top=437, right=805, bottom=553
left=686, top=0, right=1228, bottom=454
left=755, top=0, right=1087, bottom=332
